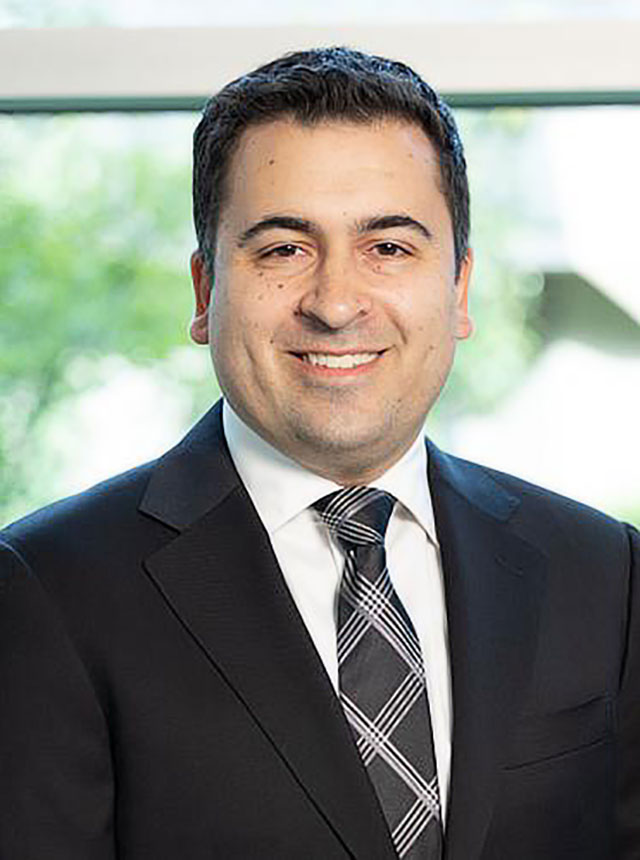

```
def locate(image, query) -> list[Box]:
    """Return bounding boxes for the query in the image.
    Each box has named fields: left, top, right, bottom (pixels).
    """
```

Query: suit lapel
left=427, top=442, right=548, bottom=860
left=138, top=405, right=548, bottom=860
left=140, top=404, right=397, bottom=860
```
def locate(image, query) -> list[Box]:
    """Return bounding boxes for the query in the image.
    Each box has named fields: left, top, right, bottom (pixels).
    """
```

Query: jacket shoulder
left=429, top=441, right=634, bottom=549
left=0, top=459, right=168, bottom=569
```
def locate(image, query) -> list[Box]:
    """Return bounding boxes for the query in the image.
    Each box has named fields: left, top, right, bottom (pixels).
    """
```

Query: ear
left=454, top=248, right=474, bottom=341
left=190, top=250, right=212, bottom=345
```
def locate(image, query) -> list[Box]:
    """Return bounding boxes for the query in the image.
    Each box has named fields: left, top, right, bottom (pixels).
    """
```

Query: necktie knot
left=313, top=486, right=396, bottom=552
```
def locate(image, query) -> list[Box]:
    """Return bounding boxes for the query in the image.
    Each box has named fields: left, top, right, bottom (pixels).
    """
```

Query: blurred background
left=1, top=0, right=639, bottom=527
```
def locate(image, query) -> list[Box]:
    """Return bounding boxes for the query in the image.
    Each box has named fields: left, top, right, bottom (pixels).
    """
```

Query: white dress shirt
left=222, top=401, right=453, bottom=821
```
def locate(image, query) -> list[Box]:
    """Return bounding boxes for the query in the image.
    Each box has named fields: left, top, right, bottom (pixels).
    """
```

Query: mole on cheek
left=277, top=283, right=284, bottom=290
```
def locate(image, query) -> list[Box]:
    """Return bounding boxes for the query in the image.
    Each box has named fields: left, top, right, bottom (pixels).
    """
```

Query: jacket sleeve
left=0, top=540, right=116, bottom=860
left=616, top=524, right=640, bottom=858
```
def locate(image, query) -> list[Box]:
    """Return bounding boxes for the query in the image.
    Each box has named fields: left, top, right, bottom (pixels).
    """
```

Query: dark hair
left=193, top=46, right=470, bottom=279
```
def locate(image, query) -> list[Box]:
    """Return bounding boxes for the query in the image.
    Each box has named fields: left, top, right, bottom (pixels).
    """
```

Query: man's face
left=191, top=118, right=472, bottom=483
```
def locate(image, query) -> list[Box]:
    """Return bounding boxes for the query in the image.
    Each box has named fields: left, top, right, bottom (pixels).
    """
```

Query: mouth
left=289, top=349, right=387, bottom=374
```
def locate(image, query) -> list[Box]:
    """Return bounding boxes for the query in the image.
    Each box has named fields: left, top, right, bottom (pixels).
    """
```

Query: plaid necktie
left=314, top=486, right=443, bottom=859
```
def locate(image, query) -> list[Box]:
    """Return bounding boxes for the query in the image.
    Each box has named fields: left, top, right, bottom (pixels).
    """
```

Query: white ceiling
left=2, top=0, right=640, bottom=28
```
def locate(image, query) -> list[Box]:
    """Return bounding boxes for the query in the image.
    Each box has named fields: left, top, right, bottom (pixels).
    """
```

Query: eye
left=260, top=243, right=303, bottom=259
left=371, top=242, right=411, bottom=257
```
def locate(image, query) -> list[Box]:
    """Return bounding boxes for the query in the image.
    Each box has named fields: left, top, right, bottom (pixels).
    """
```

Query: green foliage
left=0, top=114, right=197, bottom=520
left=429, top=109, right=544, bottom=433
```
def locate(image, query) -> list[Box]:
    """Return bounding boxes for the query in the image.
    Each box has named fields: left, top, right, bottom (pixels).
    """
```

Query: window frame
left=1, top=21, right=639, bottom=113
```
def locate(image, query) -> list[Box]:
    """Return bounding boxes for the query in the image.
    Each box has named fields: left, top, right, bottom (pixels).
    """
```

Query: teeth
left=303, top=352, right=379, bottom=368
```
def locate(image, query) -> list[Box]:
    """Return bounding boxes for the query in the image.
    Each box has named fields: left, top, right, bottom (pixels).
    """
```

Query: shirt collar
left=222, top=400, right=438, bottom=546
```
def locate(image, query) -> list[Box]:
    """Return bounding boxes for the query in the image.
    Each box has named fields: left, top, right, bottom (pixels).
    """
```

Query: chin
left=289, top=412, right=389, bottom=456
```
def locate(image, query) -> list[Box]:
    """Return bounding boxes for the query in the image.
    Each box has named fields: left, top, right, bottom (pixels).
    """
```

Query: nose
left=296, top=253, right=372, bottom=330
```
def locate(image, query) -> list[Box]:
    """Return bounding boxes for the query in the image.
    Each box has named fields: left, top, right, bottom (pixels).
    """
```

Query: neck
left=287, top=437, right=419, bottom=487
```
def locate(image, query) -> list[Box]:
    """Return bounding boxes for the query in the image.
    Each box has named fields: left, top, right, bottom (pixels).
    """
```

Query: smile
left=300, top=352, right=380, bottom=369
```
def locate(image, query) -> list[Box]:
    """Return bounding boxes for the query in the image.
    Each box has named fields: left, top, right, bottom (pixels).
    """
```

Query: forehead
left=221, top=117, right=445, bottom=225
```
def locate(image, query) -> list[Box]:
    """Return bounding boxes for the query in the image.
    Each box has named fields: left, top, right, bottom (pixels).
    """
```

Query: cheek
left=391, top=288, right=448, bottom=344
left=210, top=278, right=283, bottom=366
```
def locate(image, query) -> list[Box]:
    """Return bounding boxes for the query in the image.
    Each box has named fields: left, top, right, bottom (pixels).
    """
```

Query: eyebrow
left=236, top=213, right=432, bottom=247
left=237, top=216, right=318, bottom=247
left=355, top=214, right=432, bottom=241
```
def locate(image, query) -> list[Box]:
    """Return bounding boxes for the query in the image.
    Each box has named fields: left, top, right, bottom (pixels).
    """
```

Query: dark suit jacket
left=1, top=401, right=639, bottom=859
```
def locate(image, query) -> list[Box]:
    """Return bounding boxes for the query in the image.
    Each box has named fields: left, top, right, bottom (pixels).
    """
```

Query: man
left=1, top=46, right=639, bottom=860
